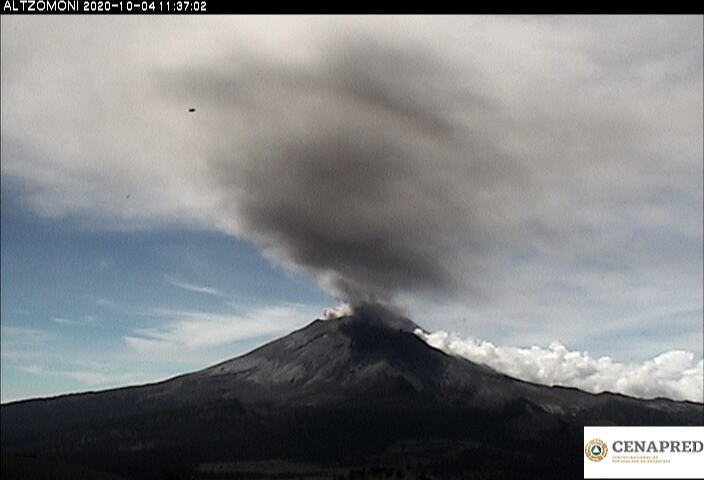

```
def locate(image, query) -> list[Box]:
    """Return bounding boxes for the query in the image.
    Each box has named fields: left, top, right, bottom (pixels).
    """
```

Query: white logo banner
left=584, top=426, right=704, bottom=479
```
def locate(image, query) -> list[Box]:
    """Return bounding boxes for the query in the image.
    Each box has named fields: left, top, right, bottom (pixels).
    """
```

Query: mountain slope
left=2, top=305, right=702, bottom=479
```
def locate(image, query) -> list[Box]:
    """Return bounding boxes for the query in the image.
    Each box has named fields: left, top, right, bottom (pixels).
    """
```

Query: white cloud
left=18, top=364, right=155, bottom=387
left=124, top=304, right=319, bottom=355
left=63, top=370, right=112, bottom=386
left=165, top=275, right=226, bottom=297
left=18, top=365, right=45, bottom=375
left=322, top=303, right=354, bottom=320
left=1, top=325, right=50, bottom=343
left=1, top=326, right=52, bottom=360
left=94, top=297, right=115, bottom=307
left=52, top=316, right=95, bottom=326
left=97, top=258, right=113, bottom=270
left=416, top=329, right=704, bottom=402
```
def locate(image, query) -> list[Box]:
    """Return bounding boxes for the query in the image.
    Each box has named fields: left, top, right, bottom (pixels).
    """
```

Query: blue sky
left=1, top=188, right=332, bottom=401
left=1, top=16, right=702, bottom=402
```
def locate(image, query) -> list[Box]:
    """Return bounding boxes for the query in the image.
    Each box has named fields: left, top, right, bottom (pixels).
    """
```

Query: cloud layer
left=1, top=16, right=702, bottom=349
left=158, top=17, right=702, bottom=309
left=416, top=329, right=704, bottom=402
left=123, top=304, right=317, bottom=355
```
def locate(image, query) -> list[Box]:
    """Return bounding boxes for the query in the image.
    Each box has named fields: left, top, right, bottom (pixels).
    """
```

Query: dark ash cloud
left=161, top=30, right=702, bottom=310
left=3, top=17, right=701, bottom=339
left=166, top=44, right=513, bottom=304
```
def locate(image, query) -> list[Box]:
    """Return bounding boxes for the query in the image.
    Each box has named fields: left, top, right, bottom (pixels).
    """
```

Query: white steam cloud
left=416, top=329, right=703, bottom=402
left=323, top=303, right=355, bottom=320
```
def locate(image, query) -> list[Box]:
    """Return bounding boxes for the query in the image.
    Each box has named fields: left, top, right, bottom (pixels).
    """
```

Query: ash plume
left=166, top=43, right=516, bottom=305
left=5, top=17, right=697, bottom=325
left=159, top=29, right=701, bottom=311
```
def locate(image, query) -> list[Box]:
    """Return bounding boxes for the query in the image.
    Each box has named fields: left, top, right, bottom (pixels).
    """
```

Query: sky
left=1, top=15, right=702, bottom=403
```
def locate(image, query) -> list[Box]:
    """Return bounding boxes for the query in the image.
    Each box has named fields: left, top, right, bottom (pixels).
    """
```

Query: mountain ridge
left=2, top=306, right=702, bottom=479
left=2, top=307, right=701, bottom=412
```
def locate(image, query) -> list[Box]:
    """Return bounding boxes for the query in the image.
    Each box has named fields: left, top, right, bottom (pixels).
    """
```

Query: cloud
left=124, top=304, right=318, bottom=355
left=63, top=370, right=112, bottom=386
left=94, top=297, right=115, bottom=307
left=323, top=303, right=355, bottom=320
left=165, top=275, right=226, bottom=297
left=1, top=326, right=50, bottom=343
left=18, top=365, right=45, bottom=376
left=154, top=17, right=703, bottom=314
left=52, top=316, right=95, bottom=326
left=97, top=258, right=113, bottom=270
left=0, top=326, right=52, bottom=360
left=1, top=17, right=701, bottom=340
left=416, top=329, right=704, bottom=402
left=18, top=364, right=153, bottom=387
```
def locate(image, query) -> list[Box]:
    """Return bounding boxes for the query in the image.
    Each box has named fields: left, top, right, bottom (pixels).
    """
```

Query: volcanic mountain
left=2, top=305, right=702, bottom=479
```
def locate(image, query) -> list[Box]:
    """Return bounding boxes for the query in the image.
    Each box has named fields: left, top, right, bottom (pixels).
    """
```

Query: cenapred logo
left=585, top=438, right=608, bottom=462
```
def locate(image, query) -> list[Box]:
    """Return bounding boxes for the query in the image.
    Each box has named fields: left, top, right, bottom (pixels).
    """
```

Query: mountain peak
left=320, top=302, right=421, bottom=333
left=192, top=303, right=439, bottom=407
left=2, top=308, right=702, bottom=480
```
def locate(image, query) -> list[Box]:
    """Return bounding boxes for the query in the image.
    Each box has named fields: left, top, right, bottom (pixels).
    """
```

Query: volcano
left=2, top=305, right=702, bottom=479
